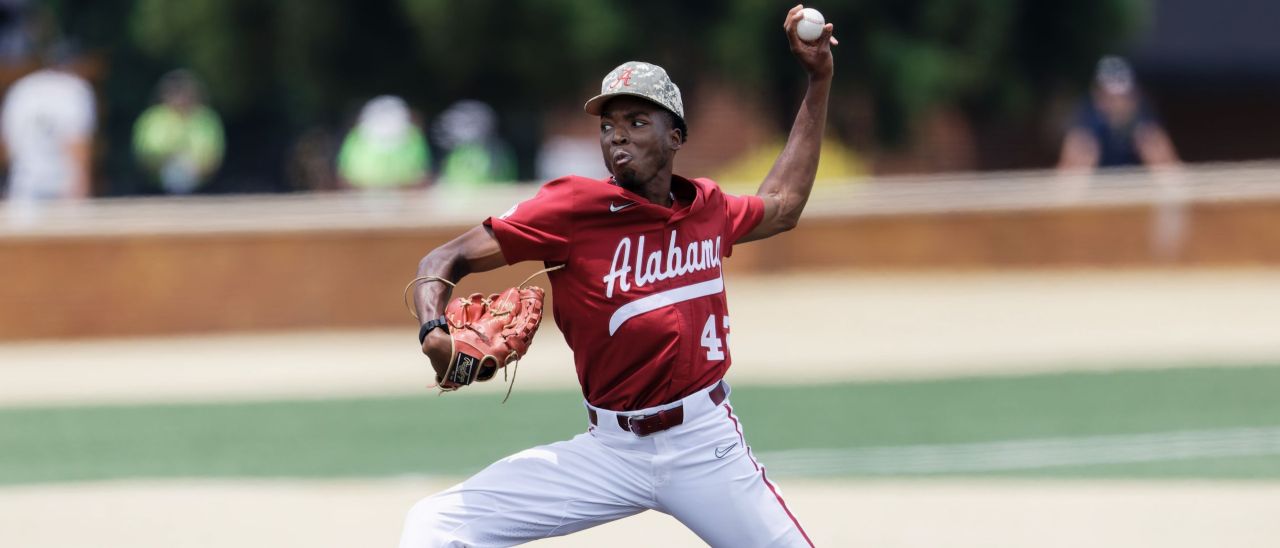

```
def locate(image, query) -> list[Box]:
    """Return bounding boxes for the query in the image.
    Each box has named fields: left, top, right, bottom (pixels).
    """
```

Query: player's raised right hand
left=784, top=4, right=837, bottom=80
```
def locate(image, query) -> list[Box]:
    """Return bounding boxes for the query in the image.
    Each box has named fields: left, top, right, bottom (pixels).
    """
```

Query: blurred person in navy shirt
left=1058, top=56, right=1181, bottom=172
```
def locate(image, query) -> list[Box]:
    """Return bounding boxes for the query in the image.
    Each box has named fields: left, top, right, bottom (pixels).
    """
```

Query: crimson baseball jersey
left=484, top=175, right=764, bottom=410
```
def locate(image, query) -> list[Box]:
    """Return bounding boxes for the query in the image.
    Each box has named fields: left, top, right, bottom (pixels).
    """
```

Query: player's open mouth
left=612, top=150, right=632, bottom=167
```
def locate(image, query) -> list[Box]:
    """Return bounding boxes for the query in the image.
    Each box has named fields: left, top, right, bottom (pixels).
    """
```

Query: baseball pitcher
left=403, top=5, right=836, bottom=546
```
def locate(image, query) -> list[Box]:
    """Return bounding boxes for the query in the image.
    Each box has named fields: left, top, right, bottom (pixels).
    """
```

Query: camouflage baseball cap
left=583, top=61, right=684, bottom=122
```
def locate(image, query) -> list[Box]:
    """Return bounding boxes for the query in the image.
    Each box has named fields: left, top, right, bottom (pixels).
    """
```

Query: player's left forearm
left=67, top=139, right=92, bottom=199
left=412, top=225, right=507, bottom=323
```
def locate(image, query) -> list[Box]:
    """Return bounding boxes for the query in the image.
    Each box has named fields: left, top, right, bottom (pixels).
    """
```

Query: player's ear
left=664, top=111, right=684, bottom=150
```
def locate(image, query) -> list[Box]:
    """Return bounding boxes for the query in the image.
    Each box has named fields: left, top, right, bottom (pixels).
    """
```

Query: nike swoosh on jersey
left=609, top=201, right=637, bottom=212
left=608, top=274, right=724, bottom=335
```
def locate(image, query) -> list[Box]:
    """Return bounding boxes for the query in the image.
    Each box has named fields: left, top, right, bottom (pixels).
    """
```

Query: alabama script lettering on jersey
left=485, top=175, right=763, bottom=410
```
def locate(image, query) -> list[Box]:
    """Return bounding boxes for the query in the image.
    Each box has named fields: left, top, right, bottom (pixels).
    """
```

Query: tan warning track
left=2, top=478, right=1278, bottom=547
left=3, top=270, right=1280, bottom=407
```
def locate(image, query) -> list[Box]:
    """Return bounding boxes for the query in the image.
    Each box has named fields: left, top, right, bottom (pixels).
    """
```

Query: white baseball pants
left=399, top=381, right=813, bottom=547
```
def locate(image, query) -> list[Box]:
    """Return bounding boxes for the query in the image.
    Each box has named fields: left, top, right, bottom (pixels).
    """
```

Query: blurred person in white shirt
left=1, top=63, right=95, bottom=202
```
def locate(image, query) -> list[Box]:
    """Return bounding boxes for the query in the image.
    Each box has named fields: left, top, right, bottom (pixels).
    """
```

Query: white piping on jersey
left=602, top=230, right=722, bottom=299
left=608, top=273, right=724, bottom=335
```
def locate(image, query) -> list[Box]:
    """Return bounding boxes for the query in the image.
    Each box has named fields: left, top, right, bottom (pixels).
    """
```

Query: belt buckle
left=626, top=413, right=651, bottom=436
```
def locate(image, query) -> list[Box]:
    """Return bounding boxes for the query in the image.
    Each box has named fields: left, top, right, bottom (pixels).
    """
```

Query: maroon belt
left=588, top=381, right=728, bottom=437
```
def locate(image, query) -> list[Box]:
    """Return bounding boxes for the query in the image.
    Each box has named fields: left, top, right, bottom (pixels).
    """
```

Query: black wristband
left=418, top=317, right=449, bottom=344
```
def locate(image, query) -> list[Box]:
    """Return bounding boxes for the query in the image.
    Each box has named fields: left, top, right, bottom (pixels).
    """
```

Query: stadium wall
left=3, top=196, right=1278, bottom=340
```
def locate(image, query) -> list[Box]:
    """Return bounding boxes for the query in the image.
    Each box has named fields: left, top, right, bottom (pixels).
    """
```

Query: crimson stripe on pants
left=723, top=404, right=814, bottom=547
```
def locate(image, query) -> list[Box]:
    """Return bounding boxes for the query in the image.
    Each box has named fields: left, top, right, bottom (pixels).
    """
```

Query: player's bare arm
left=68, top=137, right=93, bottom=199
left=413, top=225, right=507, bottom=381
left=1135, top=123, right=1182, bottom=168
left=742, top=4, right=837, bottom=243
left=1057, top=127, right=1101, bottom=172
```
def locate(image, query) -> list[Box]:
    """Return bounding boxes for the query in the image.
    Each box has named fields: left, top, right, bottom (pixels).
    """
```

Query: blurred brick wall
left=4, top=198, right=1280, bottom=340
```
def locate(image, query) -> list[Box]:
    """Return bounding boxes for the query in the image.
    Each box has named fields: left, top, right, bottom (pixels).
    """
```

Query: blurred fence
left=2, top=161, right=1279, bottom=340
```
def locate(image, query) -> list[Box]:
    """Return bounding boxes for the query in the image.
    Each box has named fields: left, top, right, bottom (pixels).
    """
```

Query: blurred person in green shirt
left=338, top=95, right=431, bottom=190
left=432, top=100, right=515, bottom=187
left=132, top=70, right=225, bottom=194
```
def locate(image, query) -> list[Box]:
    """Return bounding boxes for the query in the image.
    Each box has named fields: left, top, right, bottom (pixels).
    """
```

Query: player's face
left=599, top=97, right=682, bottom=189
left=1094, top=87, right=1138, bottom=127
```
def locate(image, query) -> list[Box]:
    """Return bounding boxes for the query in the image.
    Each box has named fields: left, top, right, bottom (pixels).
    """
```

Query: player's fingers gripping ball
left=796, top=7, right=825, bottom=42
left=442, top=286, right=546, bottom=388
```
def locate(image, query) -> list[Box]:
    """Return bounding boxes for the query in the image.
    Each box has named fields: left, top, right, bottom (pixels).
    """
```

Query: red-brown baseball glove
left=438, top=286, right=546, bottom=392
left=404, top=266, right=561, bottom=402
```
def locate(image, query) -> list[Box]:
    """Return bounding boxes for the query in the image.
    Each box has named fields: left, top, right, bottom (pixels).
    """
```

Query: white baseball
left=796, top=8, right=826, bottom=43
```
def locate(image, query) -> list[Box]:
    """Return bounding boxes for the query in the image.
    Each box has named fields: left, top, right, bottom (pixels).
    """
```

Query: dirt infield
left=3, top=269, right=1280, bottom=407
left=3, top=478, right=1278, bottom=547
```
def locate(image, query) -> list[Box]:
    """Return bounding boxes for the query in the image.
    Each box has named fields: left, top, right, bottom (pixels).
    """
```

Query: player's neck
left=615, top=173, right=674, bottom=208
left=636, top=179, right=674, bottom=208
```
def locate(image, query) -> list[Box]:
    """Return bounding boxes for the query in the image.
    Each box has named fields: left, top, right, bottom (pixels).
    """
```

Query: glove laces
left=402, top=264, right=565, bottom=403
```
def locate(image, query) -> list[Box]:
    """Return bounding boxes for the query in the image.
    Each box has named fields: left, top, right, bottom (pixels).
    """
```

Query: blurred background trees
left=43, top=0, right=1147, bottom=192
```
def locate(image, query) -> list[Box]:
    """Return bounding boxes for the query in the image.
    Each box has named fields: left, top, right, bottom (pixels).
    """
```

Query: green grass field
left=4, top=365, right=1280, bottom=485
